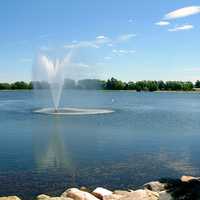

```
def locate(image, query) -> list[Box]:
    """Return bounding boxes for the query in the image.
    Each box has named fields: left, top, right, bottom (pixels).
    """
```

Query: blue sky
left=0, top=0, right=200, bottom=82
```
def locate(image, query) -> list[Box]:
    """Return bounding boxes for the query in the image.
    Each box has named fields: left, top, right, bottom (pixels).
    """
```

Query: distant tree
left=147, top=81, right=158, bottom=92
left=32, top=81, right=49, bottom=89
left=28, top=82, right=33, bottom=89
left=126, top=82, right=136, bottom=90
left=11, top=81, right=30, bottom=90
left=157, top=81, right=166, bottom=90
left=64, top=79, right=76, bottom=89
left=0, top=83, right=11, bottom=90
left=182, top=82, right=194, bottom=91
left=105, top=78, right=125, bottom=90
left=195, top=80, right=200, bottom=88
left=77, top=79, right=105, bottom=89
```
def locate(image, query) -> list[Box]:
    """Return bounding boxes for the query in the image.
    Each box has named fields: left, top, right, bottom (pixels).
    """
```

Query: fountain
left=32, top=52, right=114, bottom=115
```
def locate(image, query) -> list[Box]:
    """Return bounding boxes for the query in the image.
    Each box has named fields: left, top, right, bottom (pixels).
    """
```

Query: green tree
left=195, top=80, right=200, bottom=88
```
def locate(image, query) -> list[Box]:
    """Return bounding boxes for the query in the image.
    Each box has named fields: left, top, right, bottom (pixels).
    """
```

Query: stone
left=37, top=195, right=73, bottom=200
left=61, top=188, right=99, bottom=200
left=103, top=194, right=123, bottom=200
left=80, top=187, right=90, bottom=193
left=37, top=195, right=51, bottom=200
left=181, top=175, right=200, bottom=182
left=125, top=189, right=158, bottom=200
left=113, top=190, right=131, bottom=196
left=144, top=181, right=166, bottom=192
left=104, top=189, right=159, bottom=200
left=0, top=197, right=21, bottom=200
left=159, top=191, right=173, bottom=200
left=92, top=187, right=112, bottom=199
left=51, top=198, right=73, bottom=200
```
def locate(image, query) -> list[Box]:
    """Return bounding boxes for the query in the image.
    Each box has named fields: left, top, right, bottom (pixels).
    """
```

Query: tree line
left=1, top=78, right=200, bottom=91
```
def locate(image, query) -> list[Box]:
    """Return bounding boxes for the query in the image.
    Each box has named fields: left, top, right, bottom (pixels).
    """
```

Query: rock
left=104, top=189, right=158, bottom=200
left=144, top=181, right=166, bottom=192
left=92, top=187, right=112, bottom=199
left=80, top=187, right=90, bottom=193
left=103, top=194, right=123, bottom=200
left=0, top=197, right=21, bottom=200
left=123, top=189, right=159, bottom=200
left=159, top=191, right=173, bottom=200
left=37, top=194, right=73, bottom=200
left=61, top=188, right=99, bottom=200
left=113, top=190, right=131, bottom=196
left=50, top=198, right=73, bottom=200
left=181, top=175, right=200, bottom=182
left=37, top=195, right=51, bottom=200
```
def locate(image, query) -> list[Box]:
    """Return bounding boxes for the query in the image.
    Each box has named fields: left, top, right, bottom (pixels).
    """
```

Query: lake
left=0, top=90, right=200, bottom=199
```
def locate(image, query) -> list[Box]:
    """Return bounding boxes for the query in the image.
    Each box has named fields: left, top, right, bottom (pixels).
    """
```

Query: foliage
left=0, top=78, right=196, bottom=92
left=195, top=80, right=200, bottom=88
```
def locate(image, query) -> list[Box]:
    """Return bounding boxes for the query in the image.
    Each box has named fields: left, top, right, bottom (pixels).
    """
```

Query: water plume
left=33, top=52, right=72, bottom=110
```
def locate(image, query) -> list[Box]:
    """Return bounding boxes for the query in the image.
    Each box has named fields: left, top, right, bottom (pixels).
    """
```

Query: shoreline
left=1, top=175, right=200, bottom=200
left=0, top=89, right=200, bottom=93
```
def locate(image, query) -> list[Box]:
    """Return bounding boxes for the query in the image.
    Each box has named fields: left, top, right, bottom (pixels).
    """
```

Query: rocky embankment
left=1, top=176, right=200, bottom=200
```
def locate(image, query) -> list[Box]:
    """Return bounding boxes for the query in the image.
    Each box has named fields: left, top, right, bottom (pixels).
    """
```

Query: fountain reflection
left=34, top=119, right=75, bottom=174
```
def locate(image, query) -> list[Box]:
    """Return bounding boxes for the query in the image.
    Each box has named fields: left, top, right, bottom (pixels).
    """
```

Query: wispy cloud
left=168, top=24, right=194, bottom=32
left=155, top=21, right=170, bottom=26
left=165, top=6, right=200, bottom=20
left=112, top=49, right=135, bottom=55
left=64, top=33, right=136, bottom=50
left=64, top=41, right=99, bottom=49
left=96, top=35, right=107, bottom=39
left=117, top=34, right=136, bottom=42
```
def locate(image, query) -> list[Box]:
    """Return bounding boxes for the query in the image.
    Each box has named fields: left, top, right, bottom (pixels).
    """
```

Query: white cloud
left=117, top=34, right=136, bottom=42
left=168, top=24, right=194, bottom=32
left=75, top=63, right=90, bottom=68
left=155, top=21, right=170, bottom=26
left=64, top=41, right=99, bottom=49
left=112, top=49, right=135, bottom=55
left=96, top=35, right=106, bottom=39
left=64, top=33, right=136, bottom=50
left=165, top=6, right=200, bottom=20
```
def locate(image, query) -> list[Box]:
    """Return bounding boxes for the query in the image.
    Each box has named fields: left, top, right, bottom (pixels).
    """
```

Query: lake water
left=0, top=90, right=200, bottom=199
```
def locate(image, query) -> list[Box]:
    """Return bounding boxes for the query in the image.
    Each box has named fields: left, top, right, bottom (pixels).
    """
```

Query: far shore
left=0, top=89, right=200, bottom=93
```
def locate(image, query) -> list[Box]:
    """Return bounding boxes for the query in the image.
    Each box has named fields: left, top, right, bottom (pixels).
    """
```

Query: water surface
left=0, top=90, right=200, bottom=199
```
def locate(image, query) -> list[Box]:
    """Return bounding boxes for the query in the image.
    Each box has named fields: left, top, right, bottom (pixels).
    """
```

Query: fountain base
left=34, top=107, right=114, bottom=115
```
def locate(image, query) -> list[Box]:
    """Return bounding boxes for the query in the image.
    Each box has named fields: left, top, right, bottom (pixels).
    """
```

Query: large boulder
left=92, top=187, right=112, bottom=199
left=37, top=195, right=51, bottom=200
left=144, top=181, right=166, bottom=192
left=37, top=194, right=73, bottom=200
left=0, top=197, right=21, bottom=200
left=159, top=191, right=173, bottom=200
left=181, top=175, right=200, bottom=182
left=61, top=188, right=99, bottom=200
left=113, top=190, right=131, bottom=196
left=104, top=189, right=158, bottom=200
left=103, top=194, right=123, bottom=200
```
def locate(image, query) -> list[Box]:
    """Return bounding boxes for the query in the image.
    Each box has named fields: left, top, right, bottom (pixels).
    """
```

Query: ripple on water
left=34, top=107, right=114, bottom=115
